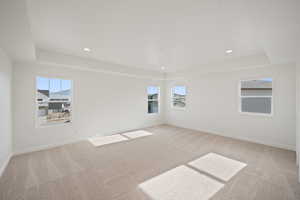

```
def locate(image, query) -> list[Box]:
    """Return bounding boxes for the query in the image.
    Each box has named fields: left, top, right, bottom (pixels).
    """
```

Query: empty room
left=1, top=0, right=300, bottom=199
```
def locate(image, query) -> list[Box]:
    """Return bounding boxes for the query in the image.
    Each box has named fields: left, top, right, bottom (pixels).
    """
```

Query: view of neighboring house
left=148, top=93, right=158, bottom=100
left=147, top=92, right=159, bottom=113
left=173, top=93, right=186, bottom=108
left=172, top=86, right=186, bottom=108
left=240, top=79, right=273, bottom=114
left=241, top=79, right=272, bottom=96
left=37, top=89, right=72, bottom=125
left=37, top=90, right=49, bottom=117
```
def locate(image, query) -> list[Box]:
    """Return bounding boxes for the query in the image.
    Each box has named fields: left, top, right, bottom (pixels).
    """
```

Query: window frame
left=171, top=85, right=187, bottom=110
left=35, top=76, right=74, bottom=128
left=238, top=77, right=273, bottom=117
left=147, top=86, right=160, bottom=114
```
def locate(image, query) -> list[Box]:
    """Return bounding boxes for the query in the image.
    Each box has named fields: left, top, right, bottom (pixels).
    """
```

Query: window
left=240, top=78, right=273, bottom=115
left=172, top=86, right=186, bottom=109
left=147, top=86, right=159, bottom=114
left=36, top=77, right=72, bottom=126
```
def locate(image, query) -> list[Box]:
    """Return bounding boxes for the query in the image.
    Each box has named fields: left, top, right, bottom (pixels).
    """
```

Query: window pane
left=37, top=103, right=48, bottom=117
left=172, top=86, right=186, bottom=96
left=50, top=78, right=61, bottom=93
left=62, top=79, right=72, bottom=91
left=37, top=90, right=50, bottom=102
left=37, top=77, right=50, bottom=101
left=172, top=86, right=186, bottom=108
left=241, top=78, right=272, bottom=96
left=50, top=79, right=71, bottom=100
left=37, top=77, right=72, bottom=126
left=148, top=86, right=159, bottom=100
left=148, top=101, right=158, bottom=113
left=240, top=78, right=272, bottom=114
left=241, top=89, right=272, bottom=96
left=173, top=99, right=186, bottom=108
left=47, top=102, right=71, bottom=123
left=37, top=103, right=49, bottom=125
left=241, top=97, right=272, bottom=114
left=37, top=77, right=49, bottom=90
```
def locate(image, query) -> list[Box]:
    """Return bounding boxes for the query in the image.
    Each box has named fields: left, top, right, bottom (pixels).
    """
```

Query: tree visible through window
left=240, top=78, right=273, bottom=115
left=36, top=77, right=72, bottom=126
left=172, top=86, right=186, bottom=109
left=147, top=86, right=159, bottom=114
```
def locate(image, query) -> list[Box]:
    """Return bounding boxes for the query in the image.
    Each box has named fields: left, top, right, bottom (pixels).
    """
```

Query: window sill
left=36, top=122, right=73, bottom=128
left=147, top=112, right=160, bottom=115
left=239, top=111, right=273, bottom=117
left=171, top=107, right=186, bottom=111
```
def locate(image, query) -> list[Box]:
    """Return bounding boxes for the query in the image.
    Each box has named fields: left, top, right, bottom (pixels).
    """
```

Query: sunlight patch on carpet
left=139, top=165, right=224, bottom=200
left=88, top=134, right=128, bottom=147
left=122, top=130, right=153, bottom=139
left=189, top=153, right=247, bottom=181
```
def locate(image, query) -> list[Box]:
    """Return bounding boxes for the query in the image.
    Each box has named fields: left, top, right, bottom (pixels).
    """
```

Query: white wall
left=296, top=60, right=300, bottom=182
left=13, top=62, right=165, bottom=154
left=166, top=63, right=296, bottom=150
left=11, top=58, right=297, bottom=155
left=297, top=63, right=300, bottom=161
left=0, top=48, right=12, bottom=176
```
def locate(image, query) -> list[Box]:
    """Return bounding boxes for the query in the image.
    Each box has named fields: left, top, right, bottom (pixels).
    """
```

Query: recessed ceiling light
left=226, top=49, right=233, bottom=54
left=83, top=47, right=91, bottom=52
left=161, top=66, right=165, bottom=70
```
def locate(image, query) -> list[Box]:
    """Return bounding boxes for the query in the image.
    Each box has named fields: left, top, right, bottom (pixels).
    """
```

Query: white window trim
left=147, top=86, right=160, bottom=114
left=238, top=78, right=274, bottom=117
left=35, top=76, right=74, bottom=128
left=171, top=86, right=187, bottom=110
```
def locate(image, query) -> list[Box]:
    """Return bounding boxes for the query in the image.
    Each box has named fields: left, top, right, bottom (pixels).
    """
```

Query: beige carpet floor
left=0, top=125, right=299, bottom=200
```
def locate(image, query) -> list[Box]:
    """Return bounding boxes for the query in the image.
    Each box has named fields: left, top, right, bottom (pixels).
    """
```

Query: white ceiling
left=0, top=0, right=299, bottom=72
left=0, top=0, right=35, bottom=61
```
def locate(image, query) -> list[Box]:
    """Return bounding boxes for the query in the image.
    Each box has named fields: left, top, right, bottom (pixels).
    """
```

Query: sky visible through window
left=261, top=78, right=272, bottom=82
left=147, top=86, right=159, bottom=95
left=37, top=77, right=71, bottom=92
left=173, top=86, right=186, bottom=95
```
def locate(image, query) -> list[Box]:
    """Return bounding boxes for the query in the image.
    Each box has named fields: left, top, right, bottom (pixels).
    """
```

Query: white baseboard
left=13, top=123, right=294, bottom=157
left=0, top=154, right=12, bottom=178
left=299, top=167, right=300, bottom=183
left=14, top=137, right=85, bottom=155
left=167, top=123, right=296, bottom=151
left=13, top=124, right=165, bottom=155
